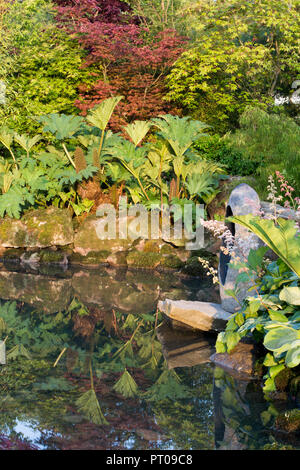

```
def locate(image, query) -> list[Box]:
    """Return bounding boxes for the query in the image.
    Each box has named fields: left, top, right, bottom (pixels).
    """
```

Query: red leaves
left=53, top=0, right=187, bottom=130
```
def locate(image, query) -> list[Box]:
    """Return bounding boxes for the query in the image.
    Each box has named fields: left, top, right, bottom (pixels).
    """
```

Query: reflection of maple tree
left=54, top=0, right=187, bottom=130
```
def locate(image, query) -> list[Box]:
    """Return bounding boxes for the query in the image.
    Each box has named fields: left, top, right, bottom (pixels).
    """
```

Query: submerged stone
left=126, top=250, right=162, bottom=269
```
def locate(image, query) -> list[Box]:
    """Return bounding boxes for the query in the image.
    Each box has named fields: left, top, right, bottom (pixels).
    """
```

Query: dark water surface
left=0, top=264, right=299, bottom=450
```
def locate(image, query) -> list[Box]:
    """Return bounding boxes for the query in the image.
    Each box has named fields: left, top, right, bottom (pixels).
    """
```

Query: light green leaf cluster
left=166, top=0, right=300, bottom=132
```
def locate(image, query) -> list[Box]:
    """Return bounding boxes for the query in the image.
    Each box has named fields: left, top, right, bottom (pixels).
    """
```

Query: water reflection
left=0, top=266, right=298, bottom=450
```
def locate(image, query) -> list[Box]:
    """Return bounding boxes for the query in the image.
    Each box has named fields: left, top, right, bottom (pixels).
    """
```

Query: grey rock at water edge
left=260, top=201, right=300, bottom=222
left=158, top=299, right=231, bottom=333
left=219, top=183, right=263, bottom=313
left=210, top=342, right=260, bottom=377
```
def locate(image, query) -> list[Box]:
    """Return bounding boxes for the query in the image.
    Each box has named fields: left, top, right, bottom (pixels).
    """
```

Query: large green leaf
left=152, top=114, right=209, bottom=158
left=14, top=133, right=42, bottom=154
left=279, top=286, right=300, bottom=305
left=123, top=120, right=151, bottom=147
left=36, top=114, right=84, bottom=140
left=0, top=127, right=13, bottom=151
left=264, top=327, right=300, bottom=353
left=87, top=96, right=123, bottom=131
left=228, top=215, right=300, bottom=276
left=285, top=342, right=300, bottom=367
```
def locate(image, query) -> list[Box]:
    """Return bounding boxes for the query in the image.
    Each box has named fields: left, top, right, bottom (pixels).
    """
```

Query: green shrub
left=0, top=0, right=91, bottom=134
left=193, top=135, right=264, bottom=177
left=227, top=107, right=300, bottom=196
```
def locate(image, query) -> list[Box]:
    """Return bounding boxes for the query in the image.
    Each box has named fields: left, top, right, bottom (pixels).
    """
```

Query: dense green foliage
left=216, top=215, right=300, bottom=393
left=0, top=0, right=90, bottom=133
left=193, top=134, right=264, bottom=177
left=227, top=107, right=300, bottom=195
left=166, top=0, right=300, bottom=132
left=0, top=97, right=226, bottom=218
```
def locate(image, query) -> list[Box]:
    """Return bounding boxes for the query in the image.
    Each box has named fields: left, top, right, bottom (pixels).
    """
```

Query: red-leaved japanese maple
left=53, top=0, right=187, bottom=129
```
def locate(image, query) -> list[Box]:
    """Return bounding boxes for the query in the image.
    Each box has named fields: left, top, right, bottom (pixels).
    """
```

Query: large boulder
left=73, top=215, right=132, bottom=257
left=219, top=183, right=263, bottom=313
left=0, top=207, right=74, bottom=248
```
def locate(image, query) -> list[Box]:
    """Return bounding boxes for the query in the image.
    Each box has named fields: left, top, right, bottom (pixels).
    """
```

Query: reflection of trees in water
left=213, top=367, right=300, bottom=450
left=0, top=298, right=215, bottom=450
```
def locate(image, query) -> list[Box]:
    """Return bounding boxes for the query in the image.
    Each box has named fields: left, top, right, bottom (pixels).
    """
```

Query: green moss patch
left=126, top=251, right=162, bottom=269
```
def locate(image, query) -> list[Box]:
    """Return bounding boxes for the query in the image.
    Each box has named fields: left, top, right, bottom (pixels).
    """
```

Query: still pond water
left=0, top=263, right=299, bottom=450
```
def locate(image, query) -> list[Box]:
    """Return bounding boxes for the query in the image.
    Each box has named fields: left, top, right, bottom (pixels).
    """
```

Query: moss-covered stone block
left=106, top=251, right=128, bottom=267
left=182, top=257, right=206, bottom=277
left=39, top=249, right=69, bottom=265
left=0, top=207, right=74, bottom=248
left=126, top=250, right=162, bottom=269
left=74, top=215, right=132, bottom=256
left=160, top=254, right=185, bottom=269
left=70, top=250, right=110, bottom=265
left=140, top=240, right=161, bottom=253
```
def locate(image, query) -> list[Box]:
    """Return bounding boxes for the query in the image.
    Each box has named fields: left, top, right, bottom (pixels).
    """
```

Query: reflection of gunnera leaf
left=76, top=389, right=108, bottom=426
left=113, top=369, right=138, bottom=398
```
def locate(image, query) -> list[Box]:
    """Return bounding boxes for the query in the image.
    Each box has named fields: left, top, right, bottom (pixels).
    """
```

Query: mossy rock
left=274, top=368, right=295, bottom=392
left=0, top=248, right=25, bottom=261
left=275, top=409, right=300, bottom=433
left=70, top=250, right=110, bottom=265
left=0, top=207, right=74, bottom=248
left=106, top=251, right=128, bottom=267
left=140, top=240, right=161, bottom=253
left=38, top=249, right=69, bottom=265
left=182, top=257, right=206, bottom=277
left=160, top=254, right=185, bottom=269
left=160, top=243, right=176, bottom=255
left=73, top=215, right=132, bottom=256
left=126, top=250, right=162, bottom=269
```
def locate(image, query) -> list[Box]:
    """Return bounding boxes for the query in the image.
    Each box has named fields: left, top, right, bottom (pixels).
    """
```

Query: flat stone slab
left=261, top=201, right=300, bottom=222
left=158, top=299, right=231, bottom=332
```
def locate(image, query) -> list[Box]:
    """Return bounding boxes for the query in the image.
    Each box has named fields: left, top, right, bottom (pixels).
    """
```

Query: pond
left=0, top=264, right=299, bottom=450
